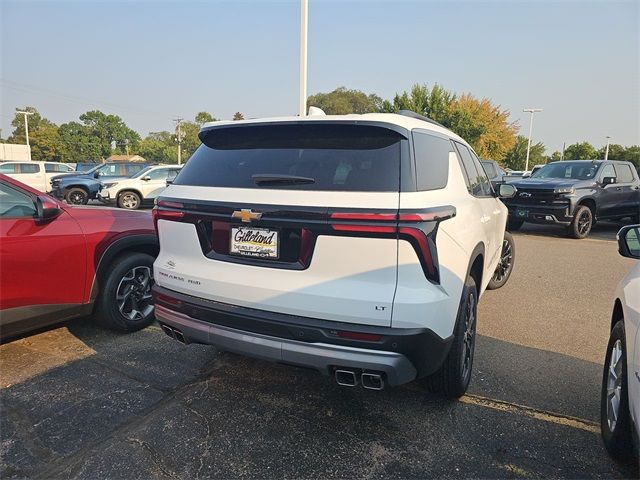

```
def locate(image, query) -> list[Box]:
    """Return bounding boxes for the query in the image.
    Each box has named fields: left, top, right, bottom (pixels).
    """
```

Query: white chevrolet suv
left=152, top=111, right=516, bottom=397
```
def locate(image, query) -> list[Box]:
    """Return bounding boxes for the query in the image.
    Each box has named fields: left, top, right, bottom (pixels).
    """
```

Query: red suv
left=0, top=174, right=158, bottom=340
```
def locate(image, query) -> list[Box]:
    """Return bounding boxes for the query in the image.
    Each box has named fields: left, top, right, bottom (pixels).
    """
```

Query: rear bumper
left=152, top=285, right=453, bottom=386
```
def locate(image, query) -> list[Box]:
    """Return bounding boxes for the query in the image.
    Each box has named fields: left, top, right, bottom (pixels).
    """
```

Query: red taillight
left=330, top=212, right=396, bottom=233
left=331, top=224, right=396, bottom=233
left=399, top=227, right=435, bottom=276
left=337, top=330, right=382, bottom=342
left=153, top=200, right=185, bottom=230
left=329, top=206, right=454, bottom=284
left=330, top=213, right=397, bottom=222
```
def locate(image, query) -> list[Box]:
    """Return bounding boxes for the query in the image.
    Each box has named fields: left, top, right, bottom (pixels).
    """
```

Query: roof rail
left=398, top=110, right=445, bottom=128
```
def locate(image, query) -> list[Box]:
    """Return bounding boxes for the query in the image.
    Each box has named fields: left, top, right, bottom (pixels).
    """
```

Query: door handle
left=616, top=187, right=622, bottom=191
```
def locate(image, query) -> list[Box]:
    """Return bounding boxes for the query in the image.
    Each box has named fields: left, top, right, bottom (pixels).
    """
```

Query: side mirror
left=602, top=176, right=616, bottom=186
left=165, top=179, right=174, bottom=186
left=142, top=176, right=151, bottom=181
left=93, top=172, right=100, bottom=178
left=498, top=184, right=517, bottom=198
left=618, top=225, right=640, bottom=259
left=36, top=195, right=63, bottom=222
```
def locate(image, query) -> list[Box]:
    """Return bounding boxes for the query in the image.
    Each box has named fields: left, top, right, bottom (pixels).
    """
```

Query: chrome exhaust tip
left=173, top=329, right=186, bottom=344
left=335, top=369, right=358, bottom=387
left=362, top=372, right=385, bottom=390
left=160, top=324, right=175, bottom=339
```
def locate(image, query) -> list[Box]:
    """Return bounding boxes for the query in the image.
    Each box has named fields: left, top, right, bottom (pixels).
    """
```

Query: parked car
left=50, top=162, right=151, bottom=205
left=151, top=111, right=517, bottom=397
left=600, top=224, right=640, bottom=462
left=0, top=174, right=158, bottom=341
left=98, top=165, right=182, bottom=210
left=502, top=160, right=640, bottom=238
left=0, top=161, right=75, bottom=193
left=480, top=159, right=507, bottom=191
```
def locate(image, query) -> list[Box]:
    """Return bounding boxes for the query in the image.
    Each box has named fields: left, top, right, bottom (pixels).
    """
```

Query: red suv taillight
left=153, top=200, right=185, bottom=231
left=329, top=206, right=455, bottom=284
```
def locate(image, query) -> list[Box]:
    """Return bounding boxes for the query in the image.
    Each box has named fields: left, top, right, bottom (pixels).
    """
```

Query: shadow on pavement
left=1, top=319, right=636, bottom=479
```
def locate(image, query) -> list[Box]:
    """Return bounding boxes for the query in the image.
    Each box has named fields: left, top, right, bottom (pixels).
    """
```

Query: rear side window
left=45, top=163, right=72, bottom=173
left=175, top=123, right=405, bottom=192
left=18, top=164, right=40, bottom=174
left=454, top=142, right=492, bottom=197
left=0, top=163, right=17, bottom=173
left=614, top=164, right=635, bottom=183
left=412, top=131, right=450, bottom=191
left=126, top=164, right=147, bottom=176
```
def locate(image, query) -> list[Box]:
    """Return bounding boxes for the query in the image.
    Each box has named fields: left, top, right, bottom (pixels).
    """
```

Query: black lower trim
left=152, top=285, right=453, bottom=378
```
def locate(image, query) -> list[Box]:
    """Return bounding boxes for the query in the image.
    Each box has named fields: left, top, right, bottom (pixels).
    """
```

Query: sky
left=1, top=0, right=638, bottom=155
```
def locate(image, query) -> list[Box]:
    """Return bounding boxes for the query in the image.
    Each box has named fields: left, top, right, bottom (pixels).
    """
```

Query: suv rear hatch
left=153, top=121, right=409, bottom=327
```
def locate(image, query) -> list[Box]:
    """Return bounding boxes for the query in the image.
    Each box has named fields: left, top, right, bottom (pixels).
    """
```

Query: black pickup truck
left=502, top=160, right=640, bottom=239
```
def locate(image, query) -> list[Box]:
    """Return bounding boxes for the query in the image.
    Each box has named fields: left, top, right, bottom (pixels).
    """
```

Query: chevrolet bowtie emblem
left=232, top=209, right=263, bottom=223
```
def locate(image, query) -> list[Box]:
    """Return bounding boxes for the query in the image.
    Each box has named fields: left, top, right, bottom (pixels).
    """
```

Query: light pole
left=523, top=108, right=542, bottom=172
left=604, top=136, right=611, bottom=160
left=299, top=0, right=308, bottom=117
left=16, top=110, right=34, bottom=160
left=173, top=118, right=184, bottom=165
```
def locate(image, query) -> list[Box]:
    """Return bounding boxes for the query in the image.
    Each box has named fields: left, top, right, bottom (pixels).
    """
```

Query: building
left=105, top=154, right=147, bottom=163
left=0, top=143, right=31, bottom=161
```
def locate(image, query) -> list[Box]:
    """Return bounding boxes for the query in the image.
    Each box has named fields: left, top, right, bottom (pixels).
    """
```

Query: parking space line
left=460, top=394, right=599, bottom=434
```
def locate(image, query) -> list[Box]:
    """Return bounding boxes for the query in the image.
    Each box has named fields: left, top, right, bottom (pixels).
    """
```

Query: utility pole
left=173, top=118, right=184, bottom=165
left=299, top=0, right=308, bottom=117
left=561, top=142, right=565, bottom=161
left=16, top=110, right=34, bottom=160
left=523, top=108, right=542, bottom=172
left=604, top=136, right=611, bottom=160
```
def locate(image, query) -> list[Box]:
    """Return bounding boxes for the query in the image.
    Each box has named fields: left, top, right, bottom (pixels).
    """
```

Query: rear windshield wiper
left=252, top=174, right=316, bottom=186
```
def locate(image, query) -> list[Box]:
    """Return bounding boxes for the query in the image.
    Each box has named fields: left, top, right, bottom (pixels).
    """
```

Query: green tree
left=307, top=87, right=383, bottom=114
left=179, top=121, right=201, bottom=162
left=233, top=112, right=244, bottom=121
left=8, top=106, right=49, bottom=144
left=503, top=135, right=546, bottom=170
left=8, top=107, right=69, bottom=162
left=445, top=94, right=517, bottom=160
left=78, top=110, right=140, bottom=158
left=596, top=143, right=625, bottom=160
left=136, top=134, right=177, bottom=163
left=29, top=124, right=67, bottom=162
left=563, top=142, right=597, bottom=160
left=58, top=121, right=103, bottom=161
left=548, top=151, right=563, bottom=162
left=621, top=145, right=640, bottom=167
left=379, top=84, right=455, bottom=124
left=195, top=111, right=217, bottom=125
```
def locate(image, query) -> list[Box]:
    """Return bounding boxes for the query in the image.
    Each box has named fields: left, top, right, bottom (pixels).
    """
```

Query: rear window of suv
left=175, top=123, right=406, bottom=192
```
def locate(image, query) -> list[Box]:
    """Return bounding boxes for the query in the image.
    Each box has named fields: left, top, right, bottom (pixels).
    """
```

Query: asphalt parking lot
left=1, top=222, right=638, bottom=479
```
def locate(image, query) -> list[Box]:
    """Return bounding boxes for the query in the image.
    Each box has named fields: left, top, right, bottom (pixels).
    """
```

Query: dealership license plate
left=230, top=227, right=279, bottom=259
left=516, top=209, right=529, bottom=218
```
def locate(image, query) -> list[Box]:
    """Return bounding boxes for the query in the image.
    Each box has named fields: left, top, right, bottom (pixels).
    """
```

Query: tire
left=424, top=276, right=478, bottom=398
left=117, top=191, right=141, bottom=210
left=507, top=219, right=524, bottom=231
left=568, top=205, right=593, bottom=239
left=487, top=231, right=515, bottom=290
left=94, top=252, right=155, bottom=333
left=600, top=320, right=635, bottom=462
left=65, top=187, right=89, bottom=205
